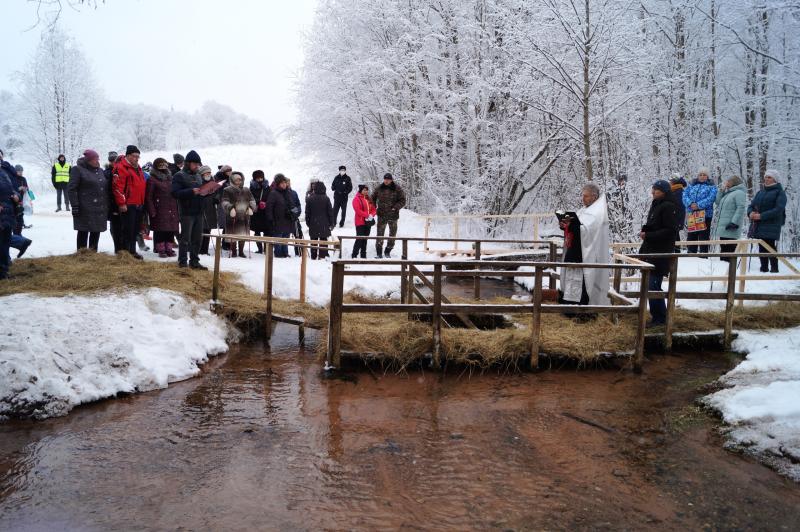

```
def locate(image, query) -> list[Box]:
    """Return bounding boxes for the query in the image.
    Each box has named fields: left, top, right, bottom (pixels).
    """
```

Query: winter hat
left=272, top=173, right=287, bottom=186
left=652, top=180, right=671, bottom=195
left=219, top=164, right=232, bottom=174
left=83, top=149, right=100, bottom=162
left=231, top=171, right=244, bottom=184
left=357, top=184, right=369, bottom=193
left=252, top=169, right=265, bottom=180
left=184, top=150, right=202, bottom=164
left=173, top=153, right=185, bottom=165
left=153, top=157, right=169, bottom=169
left=314, top=181, right=327, bottom=194
left=108, top=151, right=118, bottom=162
left=697, top=167, right=710, bottom=176
left=125, top=145, right=140, bottom=156
left=338, top=165, right=346, bottom=171
left=764, top=168, right=780, bottom=181
left=383, top=173, right=393, bottom=180
left=198, top=165, right=212, bottom=176
left=143, top=162, right=153, bottom=172
left=14, top=164, right=23, bottom=173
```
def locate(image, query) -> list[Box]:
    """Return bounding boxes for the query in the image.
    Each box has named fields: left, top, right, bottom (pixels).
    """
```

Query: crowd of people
left=0, top=147, right=409, bottom=279
left=560, top=168, right=788, bottom=328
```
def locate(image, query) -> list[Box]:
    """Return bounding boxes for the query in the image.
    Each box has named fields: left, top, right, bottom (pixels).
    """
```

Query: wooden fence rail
left=326, top=259, right=653, bottom=372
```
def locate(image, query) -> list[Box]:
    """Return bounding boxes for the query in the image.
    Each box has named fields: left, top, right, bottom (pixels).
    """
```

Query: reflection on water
left=1, top=326, right=799, bottom=530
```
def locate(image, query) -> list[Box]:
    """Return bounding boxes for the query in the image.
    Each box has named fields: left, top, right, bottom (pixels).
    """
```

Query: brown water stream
left=2, top=325, right=800, bottom=531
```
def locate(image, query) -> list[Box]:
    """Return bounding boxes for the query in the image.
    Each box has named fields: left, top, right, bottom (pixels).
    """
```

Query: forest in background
left=295, top=0, right=800, bottom=247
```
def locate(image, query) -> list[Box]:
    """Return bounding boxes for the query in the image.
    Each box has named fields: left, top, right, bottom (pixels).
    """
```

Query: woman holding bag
left=351, top=184, right=376, bottom=259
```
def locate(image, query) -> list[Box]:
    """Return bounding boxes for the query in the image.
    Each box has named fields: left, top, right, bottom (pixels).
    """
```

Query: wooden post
left=529, top=266, right=543, bottom=370
left=453, top=218, right=460, bottom=251
left=400, top=239, right=409, bottom=304
left=431, top=263, right=442, bottom=368
left=299, top=246, right=307, bottom=304
left=326, top=262, right=345, bottom=369
left=737, top=242, right=747, bottom=308
left=338, top=237, right=343, bottom=259
left=633, top=269, right=650, bottom=373
left=548, top=241, right=557, bottom=262
left=664, top=256, right=679, bottom=352
left=723, top=257, right=737, bottom=350
left=533, top=215, right=540, bottom=241
left=423, top=218, right=431, bottom=252
left=265, top=243, right=274, bottom=340
left=474, top=241, right=482, bottom=300
left=212, top=235, right=222, bottom=303
left=611, top=258, right=623, bottom=324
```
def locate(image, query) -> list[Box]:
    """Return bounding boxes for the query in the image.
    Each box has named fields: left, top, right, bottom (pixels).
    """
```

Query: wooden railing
left=615, top=251, right=800, bottom=352
left=207, top=234, right=339, bottom=340
left=335, top=235, right=557, bottom=300
left=326, top=259, right=653, bottom=372
left=416, top=213, right=555, bottom=252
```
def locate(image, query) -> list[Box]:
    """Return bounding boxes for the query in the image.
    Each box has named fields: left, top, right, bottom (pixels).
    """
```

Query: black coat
left=331, top=173, right=353, bottom=197
left=265, top=186, right=294, bottom=234
left=171, top=169, right=204, bottom=217
left=249, top=179, right=270, bottom=232
left=103, top=166, right=119, bottom=218
left=68, top=161, right=109, bottom=233
left=640, top=196, right=679, bottom=275
left=305, top=184, right=335, bottom=238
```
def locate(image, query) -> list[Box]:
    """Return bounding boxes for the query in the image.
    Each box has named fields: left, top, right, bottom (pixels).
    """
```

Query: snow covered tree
left=17, top=25, right=103, bottom=167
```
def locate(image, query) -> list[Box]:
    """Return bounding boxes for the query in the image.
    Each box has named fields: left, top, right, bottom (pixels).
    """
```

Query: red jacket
left=352, top=194, right=376, bottom=226
left=112, top=157, right=146, bottom=207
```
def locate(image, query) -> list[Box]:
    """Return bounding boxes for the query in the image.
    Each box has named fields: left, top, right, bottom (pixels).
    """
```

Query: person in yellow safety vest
left=51, top=154, right=71, bottom=212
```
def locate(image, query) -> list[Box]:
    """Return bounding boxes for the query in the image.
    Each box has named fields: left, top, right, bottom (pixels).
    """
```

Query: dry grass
left=0, top=251, right=328, bottom=328
left=5, top=252, right=800, bottom=368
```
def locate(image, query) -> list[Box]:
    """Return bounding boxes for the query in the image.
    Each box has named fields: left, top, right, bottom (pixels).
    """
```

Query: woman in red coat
left=145, top=158, right=179, bottom=257
left=351, top=184, right=376, bottom=258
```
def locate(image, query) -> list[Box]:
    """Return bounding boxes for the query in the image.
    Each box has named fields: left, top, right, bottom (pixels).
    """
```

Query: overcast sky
left=0, top=0, right=318, bottom=133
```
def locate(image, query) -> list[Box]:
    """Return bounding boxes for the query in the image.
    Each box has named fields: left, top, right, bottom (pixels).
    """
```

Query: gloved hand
left=246, top=208, right=253, bottom=216
left=230, top=208, right=236, bottom=218
left=725, top=223, right=739, bottom=231
left=258, top=201, right=266, bottom=210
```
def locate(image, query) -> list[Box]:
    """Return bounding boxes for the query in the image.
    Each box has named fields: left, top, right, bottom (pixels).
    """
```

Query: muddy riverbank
left=2, top=325, right=800, bottom=530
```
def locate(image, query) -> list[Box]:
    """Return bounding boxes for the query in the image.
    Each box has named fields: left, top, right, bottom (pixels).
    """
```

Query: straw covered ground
left=0, top=251, right=328, bottom=329
left=4, top=252, right=799, bottom=371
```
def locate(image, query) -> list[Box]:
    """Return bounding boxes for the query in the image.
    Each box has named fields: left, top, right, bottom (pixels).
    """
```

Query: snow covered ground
left=0, top=289, right=231, bottom=420
left=703, top=328, right=800, bottom=481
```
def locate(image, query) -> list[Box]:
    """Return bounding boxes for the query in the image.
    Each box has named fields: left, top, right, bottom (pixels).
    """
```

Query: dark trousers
left=201, top=233, right=211, bottom=255
left=120, top=206, right=143, bottom=255
left=14, top=214, right=23, bottom=235
left=352, top=224, right=370, bottom=258
left=648, top=273, right=666, bottom=324
left=292, top=220, right=303, bottom=256
left=0, top=226, right=11, bottom=278
left=758, top=238, right=779, bottom=272
left=687, top=220, right=711, bottom=253
left=376, top=218, right=398, bottom=253
left=273, top=231, right=290, bottom=257
left=77, top=231, right=100, bottom=251
left=153, top=231, right=174, bottom=245
left=179, top=214, right=203, bottom=266
left=308, top=230, right=329, bottom=259
left=55, top=184, right=70, bottom=209
left=252, top=230, right=266, bottom=252
left=109, top=214, right=122, bottom=253
left=719, top=237, right=737, bottom=263
left=333, top=194, right=348, bottom=226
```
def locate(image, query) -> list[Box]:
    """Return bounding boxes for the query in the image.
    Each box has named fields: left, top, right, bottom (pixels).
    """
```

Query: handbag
left=686, top=210, right=707, bottom=233
left=364, top=216, right=376, bottom=227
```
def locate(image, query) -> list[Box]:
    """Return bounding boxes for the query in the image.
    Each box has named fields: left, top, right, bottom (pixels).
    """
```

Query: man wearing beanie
left=169, top=153, right=185, bottom=176
left=171, top=150, right=207, bottom=269
left=370, top=172, right=406, bottom=258
left=112, top=145, right=147, bottom=259
left=639, top=179, right=679, bottom=327
left=104, top=151, right=122, bottom=252
left=331, top=165, right=353, bottom=228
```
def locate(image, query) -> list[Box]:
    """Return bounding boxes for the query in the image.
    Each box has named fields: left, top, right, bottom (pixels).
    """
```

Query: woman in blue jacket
left=748, top=169, right=788, bottom=273
left=682, top=167, right=717, bottom=254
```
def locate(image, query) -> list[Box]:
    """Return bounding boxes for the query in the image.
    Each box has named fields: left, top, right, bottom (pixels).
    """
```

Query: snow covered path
left=0, top=289, right=230, bottom=419
left=704, top=328, right=800, bottom=481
